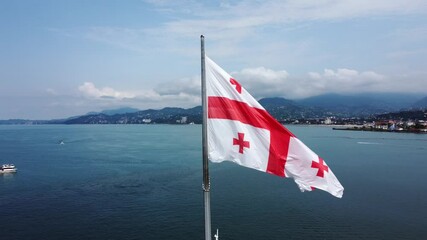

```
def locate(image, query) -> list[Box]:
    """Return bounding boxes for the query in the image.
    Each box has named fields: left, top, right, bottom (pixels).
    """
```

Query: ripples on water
left=0, top=125, right=426, bottom=240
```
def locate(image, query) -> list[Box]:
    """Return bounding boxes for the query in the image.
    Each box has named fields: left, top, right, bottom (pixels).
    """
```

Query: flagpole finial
left=201, top=35, right=204, bottom=39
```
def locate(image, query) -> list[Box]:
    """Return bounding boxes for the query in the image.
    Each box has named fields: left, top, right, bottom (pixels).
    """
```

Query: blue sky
left=1, top=0, right=426, bottom=119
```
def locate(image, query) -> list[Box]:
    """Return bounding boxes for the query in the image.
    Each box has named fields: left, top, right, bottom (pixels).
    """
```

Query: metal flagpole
left=201, top=35, right=212, bottom=240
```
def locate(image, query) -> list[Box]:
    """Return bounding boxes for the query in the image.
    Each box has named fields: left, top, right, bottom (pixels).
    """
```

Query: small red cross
left=311, top=157, right=329, bottom=178
left=230, top=78, right=242, bottom=94
left=233, top=132, right=250, bottom=154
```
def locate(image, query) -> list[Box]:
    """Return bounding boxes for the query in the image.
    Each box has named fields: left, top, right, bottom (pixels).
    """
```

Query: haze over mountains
left=413, top=96, right=427, bottom=108
left=256, top=93, right=425, bottom=119
left=296, top=93, right=423, bottom=116
left=1, top=93, right=426, bottom=124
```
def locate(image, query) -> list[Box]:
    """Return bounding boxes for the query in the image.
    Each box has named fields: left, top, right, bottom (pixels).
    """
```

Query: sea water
left=0, top=125, right=426, bottom=240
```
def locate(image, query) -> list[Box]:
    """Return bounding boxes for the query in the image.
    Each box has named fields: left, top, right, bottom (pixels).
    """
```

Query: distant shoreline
left=332, top=126, right=427, bottom=134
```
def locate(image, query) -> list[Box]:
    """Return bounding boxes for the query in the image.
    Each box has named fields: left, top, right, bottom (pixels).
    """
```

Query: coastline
left=332, top=126, right=427, bottom=134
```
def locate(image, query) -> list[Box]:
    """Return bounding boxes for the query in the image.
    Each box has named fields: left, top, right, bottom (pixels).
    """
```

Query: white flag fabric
left=206, top=55, right=344, bottom=198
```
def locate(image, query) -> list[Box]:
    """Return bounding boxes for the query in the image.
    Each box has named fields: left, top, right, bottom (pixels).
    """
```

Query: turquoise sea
left=0, top=125, right=426, bottom=240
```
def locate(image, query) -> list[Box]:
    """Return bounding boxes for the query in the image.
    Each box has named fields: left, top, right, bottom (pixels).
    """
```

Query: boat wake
left=357, top=141, right=383, bottom=145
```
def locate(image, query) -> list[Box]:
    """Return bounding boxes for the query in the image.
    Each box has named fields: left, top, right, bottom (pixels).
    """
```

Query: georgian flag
left=206, top=56, right=344, bottom=198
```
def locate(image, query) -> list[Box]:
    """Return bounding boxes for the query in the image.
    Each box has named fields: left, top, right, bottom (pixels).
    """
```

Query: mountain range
left=1, top=93, right=426, bottom=124
left=63, top=106, right=202, bottom=124
left=297, top=93, right=423, bottom=115
left=62, top=93, right=427, bottom=124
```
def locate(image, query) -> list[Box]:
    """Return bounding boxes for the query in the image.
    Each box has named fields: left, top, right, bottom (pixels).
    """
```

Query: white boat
left=1, top=164, right=17, bottom=173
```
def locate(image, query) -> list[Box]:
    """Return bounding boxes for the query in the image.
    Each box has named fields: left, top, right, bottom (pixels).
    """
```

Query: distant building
left=364, top=122, right=375, bottom=128
left=176, top=116, right=188, bottom=124
left=324, top=117, right=332, bottom=125
left=405, top=121, right=415, bottom=127
left=374, top=120, right=389, bottom=130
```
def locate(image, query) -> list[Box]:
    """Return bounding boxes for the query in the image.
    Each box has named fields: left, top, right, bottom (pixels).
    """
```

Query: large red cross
left=311, top=157, right=329, bottom=178
left=230, top=78, right=242, bottom=94
left=208, top=96, right=295, bottom=177
left=233, top=132, right=250, bottom=154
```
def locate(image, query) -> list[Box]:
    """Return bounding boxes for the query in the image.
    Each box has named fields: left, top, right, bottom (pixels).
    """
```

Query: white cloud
left=78, top=82, right=136, bottom=99
left=76, top=81, right=200, bottom=110
left=233, top=67, right=387, bottom=99
left=230, top=67, right=289, bottom=96
left=147, top=0, right=427, bottom=27
left=156, top=0, right=427, bottom=40
left=73, top=0, right=427, bottom=58
left=158, top=67, right=425, bottom=103
left=154, top=76, right=201, bottom=96
left=305, top=68, right=386, bottom=94
left=76, top=65, right=421, bottom=109
left=49, top=1, right=427, bottom=90
left=235, top=67, right=289, bottom=84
